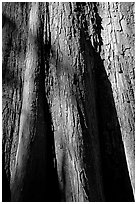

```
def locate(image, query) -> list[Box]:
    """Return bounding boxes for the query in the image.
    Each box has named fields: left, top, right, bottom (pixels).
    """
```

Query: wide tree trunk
left=2, top=2, right=135, bottom=202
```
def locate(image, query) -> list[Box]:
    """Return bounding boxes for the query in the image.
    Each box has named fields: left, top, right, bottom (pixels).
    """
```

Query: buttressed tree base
left=2, top=2, right=135, bottom=202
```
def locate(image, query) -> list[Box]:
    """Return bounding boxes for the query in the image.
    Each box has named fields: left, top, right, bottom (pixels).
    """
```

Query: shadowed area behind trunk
left=94, top=51, right=134, bottom=201
left=91, top=3, right=134, bottom=201
left=78, top=2, right=134, bottom=200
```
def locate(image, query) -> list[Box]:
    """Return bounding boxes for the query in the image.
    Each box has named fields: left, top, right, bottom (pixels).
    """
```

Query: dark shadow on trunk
left=94, top=51, right=134, bottom=201
left=39, top=4, right=61, bottom=201
left=20, top=4, right=61, bottom=200
left=78, top=2, right=134, bottom=201
left=92, top=3, right=134, bottom=201
left=2, top=151, right=11, bottom=202
left=9, top=4, right=61, bottom=201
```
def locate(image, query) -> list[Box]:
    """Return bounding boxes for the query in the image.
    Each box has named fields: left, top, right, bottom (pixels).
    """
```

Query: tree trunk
left=2, top=2, right=135, bottom=202
left=97, top=3, right=135, bottom=193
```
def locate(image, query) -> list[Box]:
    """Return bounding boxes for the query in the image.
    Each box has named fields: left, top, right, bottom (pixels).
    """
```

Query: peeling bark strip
left=2, top=2, right=134, bottom=202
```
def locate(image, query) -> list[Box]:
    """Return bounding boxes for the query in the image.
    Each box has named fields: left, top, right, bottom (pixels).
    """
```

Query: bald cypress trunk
left=2, top=2, right=134, bottom=202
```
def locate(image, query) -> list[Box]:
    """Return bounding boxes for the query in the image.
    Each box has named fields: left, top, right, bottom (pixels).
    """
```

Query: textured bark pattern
left=98, top=2, right=135, bottom=191
left=2, top=2, right=27, bottom=185
left=2, top=2, right=135, bottom=202
left=3, top=3, right=60, bottom=201
left=47, top=2, right=104, bottom=201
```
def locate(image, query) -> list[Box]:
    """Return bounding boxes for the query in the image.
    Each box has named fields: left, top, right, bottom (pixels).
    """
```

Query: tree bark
left=97, top=3, right=135, bottom=192
left=2, top=2, right=135, bottom=202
